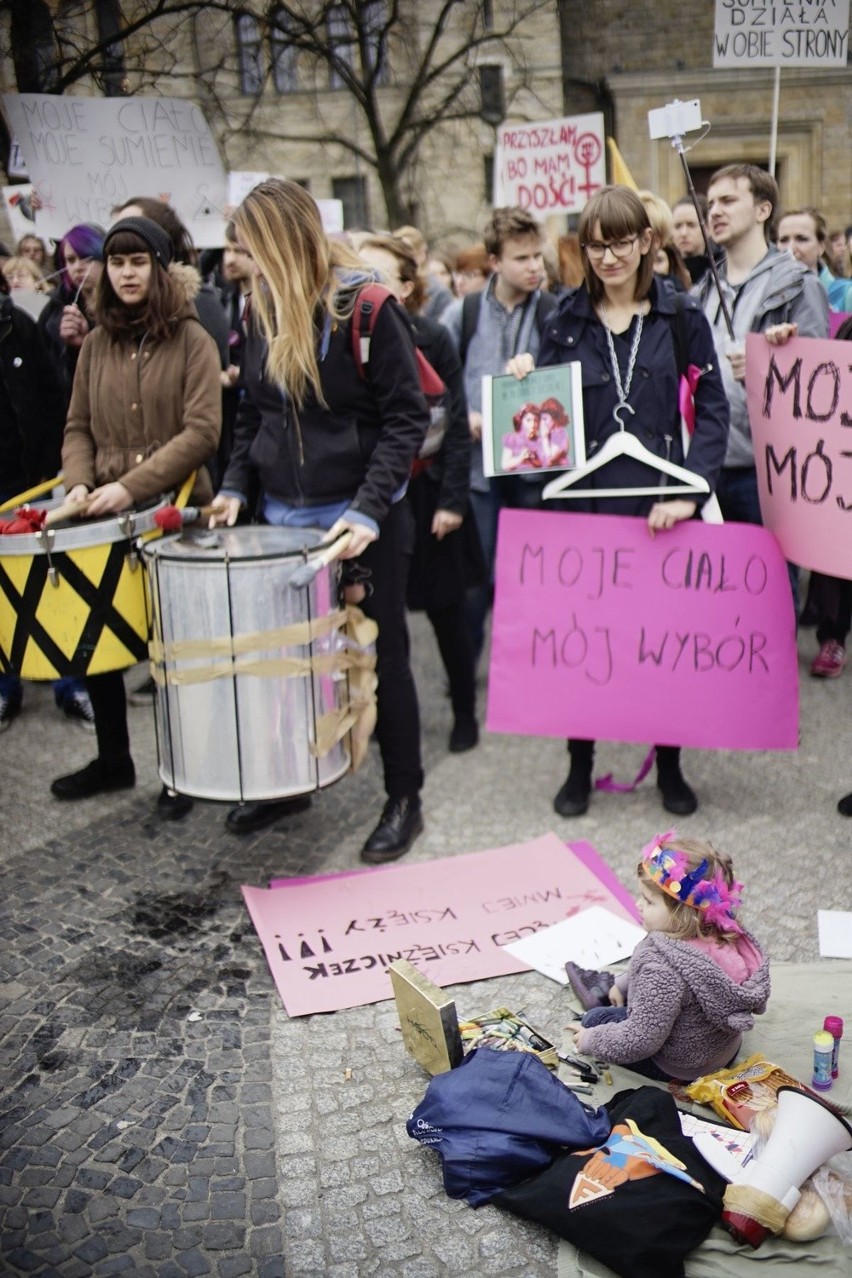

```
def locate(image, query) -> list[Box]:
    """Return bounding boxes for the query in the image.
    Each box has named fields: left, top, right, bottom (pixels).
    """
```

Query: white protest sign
left=714, top=0, right=850, bottom=67
left=8, top=137, right=28, bottom=179
left=227, top=171, right=269, bottom=208
left=316, top=198, right=344, bottom=234
left=2, top=94, right=227, bottom=247
left=494, top=113, right=605, bottom=215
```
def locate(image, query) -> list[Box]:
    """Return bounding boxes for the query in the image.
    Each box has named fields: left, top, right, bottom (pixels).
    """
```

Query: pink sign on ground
left=242, top=833, right=639, bottom=1016
left=748, top=333, right=852, bottom=577
left=487, top=509, right=798, bottom=750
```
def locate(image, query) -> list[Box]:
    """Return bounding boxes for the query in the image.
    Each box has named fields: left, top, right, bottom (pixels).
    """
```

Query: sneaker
left=63, top=689, right=97, bottom=733
left=565, top=961, right=615, bottom=1011
left=0, top=695, right=21, bottom=733
left=811, top=640, right=846, bottom=679
left=128, top=676, right=156, bottom=706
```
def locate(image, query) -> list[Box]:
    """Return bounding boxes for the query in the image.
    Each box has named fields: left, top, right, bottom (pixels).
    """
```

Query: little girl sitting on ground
left=567, top=832, right=769, bottom=1082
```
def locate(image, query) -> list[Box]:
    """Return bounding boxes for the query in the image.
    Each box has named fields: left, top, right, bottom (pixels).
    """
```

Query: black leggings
left=358, top=500, right=424, bottom=801
left=85, top=670, right=131, bottom=765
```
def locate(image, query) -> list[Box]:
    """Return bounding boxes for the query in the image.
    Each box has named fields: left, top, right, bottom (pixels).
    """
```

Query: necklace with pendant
left=601, top=304, right=644, bottom=427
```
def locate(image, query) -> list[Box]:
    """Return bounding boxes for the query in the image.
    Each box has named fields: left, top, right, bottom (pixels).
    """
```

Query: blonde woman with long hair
left=210, top=180, right=429, bottom=859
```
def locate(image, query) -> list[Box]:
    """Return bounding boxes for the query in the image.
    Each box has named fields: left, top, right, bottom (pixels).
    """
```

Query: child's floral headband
left=641, top=831, right=744, bottom=934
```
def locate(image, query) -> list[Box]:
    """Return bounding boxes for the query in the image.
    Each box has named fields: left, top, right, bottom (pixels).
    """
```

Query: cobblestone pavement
left=2, top=614, right=851, bottom=1276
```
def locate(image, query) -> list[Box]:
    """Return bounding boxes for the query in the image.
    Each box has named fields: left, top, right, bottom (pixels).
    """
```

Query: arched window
left=235, top=13, right=264, bottom=96
left=270, top=7, right=298, bottom=94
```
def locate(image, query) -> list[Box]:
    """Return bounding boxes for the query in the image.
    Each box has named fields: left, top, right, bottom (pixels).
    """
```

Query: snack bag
left=685, top=1053, right=814, bottom=1131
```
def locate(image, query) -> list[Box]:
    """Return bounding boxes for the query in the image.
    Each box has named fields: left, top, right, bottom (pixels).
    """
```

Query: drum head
left=143, top=525, right=326, bottom=562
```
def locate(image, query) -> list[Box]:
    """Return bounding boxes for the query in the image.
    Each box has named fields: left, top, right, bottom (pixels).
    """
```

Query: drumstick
left=44, top=495, right=95, bottom=526
left=154, top=504, right=219, bottom=532
left=290, top=531, right=354, bottom=589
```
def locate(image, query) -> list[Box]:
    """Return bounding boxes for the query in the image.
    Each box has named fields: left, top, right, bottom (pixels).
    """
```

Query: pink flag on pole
left=487, top=508, right=798, bottom=750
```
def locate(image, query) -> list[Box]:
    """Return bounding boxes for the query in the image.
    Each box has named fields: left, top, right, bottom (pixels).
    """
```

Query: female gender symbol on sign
left=574, top=133, right=603, bottom=200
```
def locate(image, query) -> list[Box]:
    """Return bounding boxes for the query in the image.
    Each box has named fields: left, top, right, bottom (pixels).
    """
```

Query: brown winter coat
left=61, top=264, right=221, bottom=505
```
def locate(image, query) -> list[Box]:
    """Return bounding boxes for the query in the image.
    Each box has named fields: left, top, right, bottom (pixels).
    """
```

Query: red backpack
left=350, top=283, right=448, bottom=466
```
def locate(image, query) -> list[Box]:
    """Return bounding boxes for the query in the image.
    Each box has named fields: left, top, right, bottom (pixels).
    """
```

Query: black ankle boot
left=553, top=740, right=594, bottom=817
left=656, top=746, right=697, bottom=815
left=51, top=756, right=135, bottom=800
left=361, top=796, right=423, bottom=864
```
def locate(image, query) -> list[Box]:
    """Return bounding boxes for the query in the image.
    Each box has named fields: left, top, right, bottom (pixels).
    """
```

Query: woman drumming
left=210, top=181, right=429, bottom=862
left=51, top=216, right=221, bottom=808
left=512, top=186, right=729, bottom=818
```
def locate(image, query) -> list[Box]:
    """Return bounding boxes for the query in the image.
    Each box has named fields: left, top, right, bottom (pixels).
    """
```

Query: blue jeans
left=0, top=673, right=86, bottom=709
left=716, top=466, right=799, bottom=613
left=580, top=1005, right=671, bottom=1082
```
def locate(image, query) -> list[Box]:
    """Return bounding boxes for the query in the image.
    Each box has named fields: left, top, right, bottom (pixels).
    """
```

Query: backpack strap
left=534, top=290, right=558, bottom=334
left=671, top=289, right=689, bottom=378
left=459, top=291, right=483, bottom=365
left=351, top=282, right=392, bottom=378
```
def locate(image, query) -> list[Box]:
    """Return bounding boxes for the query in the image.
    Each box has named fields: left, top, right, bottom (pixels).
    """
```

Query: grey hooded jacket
left=576, top=927, right=770, bottom=1081
left=693, top=248, right=829, bottom=468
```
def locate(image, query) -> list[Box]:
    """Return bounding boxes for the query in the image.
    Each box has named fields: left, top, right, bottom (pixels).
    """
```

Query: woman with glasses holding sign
left=509, top=185, right=729, bottom=819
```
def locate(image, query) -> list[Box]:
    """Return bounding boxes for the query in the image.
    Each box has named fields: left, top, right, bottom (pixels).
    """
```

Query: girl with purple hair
left=38, top=222, right=105, bottom=396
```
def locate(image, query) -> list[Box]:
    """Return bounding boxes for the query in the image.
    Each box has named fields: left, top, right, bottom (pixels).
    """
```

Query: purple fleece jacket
left=576, top=928, right=769, bottom=1081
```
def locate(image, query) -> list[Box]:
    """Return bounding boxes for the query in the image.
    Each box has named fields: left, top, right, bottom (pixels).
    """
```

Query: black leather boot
left=656, top=746, right=697, bottom=815
left=51, top=756, right=135, bottom=800
left=225, top=794, right=312, bottom=834
left=553, top=739, right=594, bottom=817
left=361, top=796, right=423, bottom=864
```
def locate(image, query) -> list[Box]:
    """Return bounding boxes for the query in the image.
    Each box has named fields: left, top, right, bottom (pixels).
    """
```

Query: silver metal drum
left=142, top=526, right=351, bottom=802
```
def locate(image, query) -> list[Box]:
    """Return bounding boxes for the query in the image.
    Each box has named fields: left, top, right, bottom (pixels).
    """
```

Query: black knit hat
left=104, top=216, right=173, bottom=268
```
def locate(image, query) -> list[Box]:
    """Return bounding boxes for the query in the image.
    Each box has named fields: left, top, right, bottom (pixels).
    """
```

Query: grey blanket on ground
left=557, top=960, right=852, bottom=1277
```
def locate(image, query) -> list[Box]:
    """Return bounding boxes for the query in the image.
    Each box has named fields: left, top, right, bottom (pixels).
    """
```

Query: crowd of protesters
left=2, top=173, right=852, bottom=857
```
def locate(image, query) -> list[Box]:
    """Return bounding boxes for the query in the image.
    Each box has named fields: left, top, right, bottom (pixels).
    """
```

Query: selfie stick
left=667, top=117, right=735, bottom=341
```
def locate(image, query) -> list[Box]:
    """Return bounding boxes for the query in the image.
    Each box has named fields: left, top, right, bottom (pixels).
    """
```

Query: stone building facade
left=1, top=2, right=849, bottom=244
left=558, top=0, right=852, bottom=231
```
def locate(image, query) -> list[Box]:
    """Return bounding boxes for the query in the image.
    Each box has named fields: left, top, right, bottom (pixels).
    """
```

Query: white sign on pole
left=1, top=94, right=227, bottom=247
left=493, top=113, right=605, bottom=215
left=8, top=137, right=29, bottom=179
left=226, top=171, right=269, bottom=208
left=2, top=184, right=38, bottom=242
left=714, top=0, right=850, bottom=67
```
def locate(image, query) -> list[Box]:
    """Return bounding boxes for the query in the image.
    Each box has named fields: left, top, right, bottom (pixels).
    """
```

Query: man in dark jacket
left=0, top=286, right=68, bottom=730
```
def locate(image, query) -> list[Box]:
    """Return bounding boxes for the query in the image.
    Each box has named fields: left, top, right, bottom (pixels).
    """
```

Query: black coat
left=406, top=313, right=483, bottom=612
left=538, top=276, right=729, bottom=517
left=0, top=295, right=67, bottom=493
left=222, top=286, right=428, bottom=528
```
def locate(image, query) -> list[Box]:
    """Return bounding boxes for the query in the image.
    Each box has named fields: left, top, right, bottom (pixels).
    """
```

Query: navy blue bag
left=406, top=1047, right=611, bottom=1207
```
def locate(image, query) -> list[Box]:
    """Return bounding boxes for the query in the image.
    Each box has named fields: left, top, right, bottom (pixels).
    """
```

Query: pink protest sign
left=242, top=834, right=639, bottom=1017
left=747, top=334, right=852, bottom=577
left=487, top=508, right=798, bottom=750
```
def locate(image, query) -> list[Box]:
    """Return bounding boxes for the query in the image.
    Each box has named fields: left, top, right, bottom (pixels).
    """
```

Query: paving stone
left=202, top=1221, right=245, bottom=1250
left=176, top=1247, right=212, bottom=1276
left=217, top=1257, right=252, bottom=1278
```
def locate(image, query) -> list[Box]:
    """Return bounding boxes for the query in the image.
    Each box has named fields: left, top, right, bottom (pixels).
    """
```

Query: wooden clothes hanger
left=542, top=404, right=710, bottom=501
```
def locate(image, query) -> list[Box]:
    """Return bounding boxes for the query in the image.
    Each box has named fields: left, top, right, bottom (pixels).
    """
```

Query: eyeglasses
left=582, top=237, right=640, bottom=261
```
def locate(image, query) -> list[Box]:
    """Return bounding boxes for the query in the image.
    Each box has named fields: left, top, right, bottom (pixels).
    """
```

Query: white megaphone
left=722, top=1086, right=852, bottom=1248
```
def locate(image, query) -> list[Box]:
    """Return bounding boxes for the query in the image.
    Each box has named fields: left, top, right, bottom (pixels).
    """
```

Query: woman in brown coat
left=52, top=216, right=221, bottom=806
